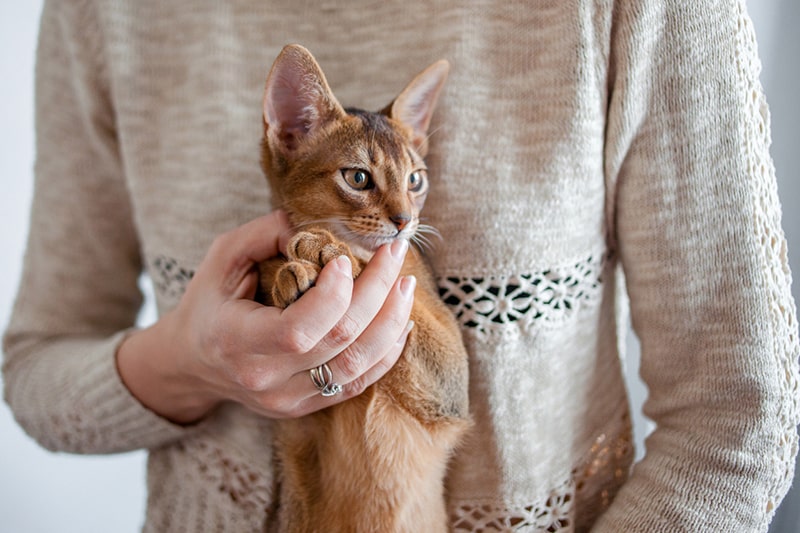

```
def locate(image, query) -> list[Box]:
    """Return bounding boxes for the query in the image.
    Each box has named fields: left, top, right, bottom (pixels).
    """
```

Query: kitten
left=257, top=45, right=470, bottom=532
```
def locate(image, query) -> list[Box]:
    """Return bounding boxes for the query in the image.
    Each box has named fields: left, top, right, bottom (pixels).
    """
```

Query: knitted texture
left=3, top=1, right=798, bottom=531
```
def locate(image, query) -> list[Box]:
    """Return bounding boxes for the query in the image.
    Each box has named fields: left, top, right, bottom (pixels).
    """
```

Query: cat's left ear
left=385, top=60, right=449, bottom=157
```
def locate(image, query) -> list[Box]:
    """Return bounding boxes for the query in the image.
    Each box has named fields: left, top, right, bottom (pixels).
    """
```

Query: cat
left=257, top=44, right=470, bottom=532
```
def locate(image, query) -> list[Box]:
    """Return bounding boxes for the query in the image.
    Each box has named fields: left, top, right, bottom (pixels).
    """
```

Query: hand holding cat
left=117, top=210, right=415, bottom=424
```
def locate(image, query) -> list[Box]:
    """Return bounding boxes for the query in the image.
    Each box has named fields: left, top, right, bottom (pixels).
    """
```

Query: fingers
left=243, top=255, right=355, bottom=356
left=286, top=317, right=415, bottom=418
left=199, top=225, right=414, bottom=419
left=280, top=273, right=416, bottom=406
left=248, top=238, right=409, bottom=361
left=343, top=320, right=414, bottom=395
left=323, top=275, right=415, bottom=385
left=309, top=239, right=410, bottom=357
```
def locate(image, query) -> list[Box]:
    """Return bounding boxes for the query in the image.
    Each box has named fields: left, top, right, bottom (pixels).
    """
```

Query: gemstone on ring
left=309, top=363, right=342, bottom=397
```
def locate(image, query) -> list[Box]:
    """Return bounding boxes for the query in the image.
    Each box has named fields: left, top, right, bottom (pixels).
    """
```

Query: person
left=3, top=1, right=798, bottom=531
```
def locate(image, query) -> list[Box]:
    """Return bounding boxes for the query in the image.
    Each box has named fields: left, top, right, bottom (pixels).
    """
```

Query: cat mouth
left=342, top=228, right=415, bottom=254
left=327, top=220, right=415, bottom=253
left=352, top=233, right=411, bottom=252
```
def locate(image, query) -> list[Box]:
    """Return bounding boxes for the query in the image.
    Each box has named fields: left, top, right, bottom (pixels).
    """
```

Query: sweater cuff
left=6, top=330, right=197, bottom=454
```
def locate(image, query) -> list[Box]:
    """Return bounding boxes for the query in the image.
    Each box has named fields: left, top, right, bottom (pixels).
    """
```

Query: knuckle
left=336, top=346, right=370, bottom=379
left=327, top=313, right=360, bottom=347
left=232, top=367, right=270, bottom=392
left=371, top=270, right=396, bottom=293
left=383, top=310, right=408, bottom=333
left=373, top=350, right=398, bottom=376
left=277, top=325, right=317, bottom=355
left=210, top=230, right=233, bottom=255
left=345, top=373, right=371, bottom=397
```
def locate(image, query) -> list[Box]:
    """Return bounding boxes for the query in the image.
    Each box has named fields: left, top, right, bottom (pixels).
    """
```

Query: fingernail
left=333, top=255, right=352, bottom=276
left=397, top=320, right=415, bottom=344
left=399, top=275, right=416, bottom=299
left=390, top=238, right=409, bottom=260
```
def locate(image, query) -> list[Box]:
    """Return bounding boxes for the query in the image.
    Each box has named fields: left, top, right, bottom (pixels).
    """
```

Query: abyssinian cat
left=257, top=45, right=470, bottom=532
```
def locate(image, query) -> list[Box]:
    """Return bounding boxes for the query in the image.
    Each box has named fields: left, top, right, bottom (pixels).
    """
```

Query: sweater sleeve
left=596, top=1, right=800, bottom=531
left=2, top=0, right=191, bottom=454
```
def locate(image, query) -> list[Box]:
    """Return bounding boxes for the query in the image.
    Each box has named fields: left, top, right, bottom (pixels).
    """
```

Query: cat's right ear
left=262, top=44, right=345, bottom=154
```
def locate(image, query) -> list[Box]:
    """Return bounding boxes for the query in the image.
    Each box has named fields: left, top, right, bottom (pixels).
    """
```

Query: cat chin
left=348, top=236, right=410, bottom=261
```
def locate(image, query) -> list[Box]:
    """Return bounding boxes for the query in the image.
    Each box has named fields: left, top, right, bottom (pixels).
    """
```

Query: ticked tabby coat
left=258, top=45, right=470, bottom=532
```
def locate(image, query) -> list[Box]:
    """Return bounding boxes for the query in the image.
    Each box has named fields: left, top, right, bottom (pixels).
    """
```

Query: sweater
left=3, top=0, right=799, bottom=531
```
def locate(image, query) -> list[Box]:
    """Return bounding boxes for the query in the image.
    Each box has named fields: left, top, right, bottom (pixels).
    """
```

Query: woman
left=4, top=1, right=798, bottom=531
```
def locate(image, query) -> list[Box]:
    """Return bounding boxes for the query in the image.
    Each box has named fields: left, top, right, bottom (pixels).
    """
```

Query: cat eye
left=342, top=169, right=373, bottom=190
left=408, top=170, right=426, bottom=192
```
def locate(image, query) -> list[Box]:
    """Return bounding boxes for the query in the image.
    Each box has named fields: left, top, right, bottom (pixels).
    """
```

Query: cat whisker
left=407, top=242, right=423, bottom=262
left=410, top=223, right=443, bottom=255
left=411, top=232, right=435, bottom=255
left=411, top=236, right=434, bottom=255
left=279, top=217, right=354, bottom=251
left=290, top=217, right=345, bottom=229
left=424, top=123, right=445, bottom=145
left=415, top=224, right=443, bottom=242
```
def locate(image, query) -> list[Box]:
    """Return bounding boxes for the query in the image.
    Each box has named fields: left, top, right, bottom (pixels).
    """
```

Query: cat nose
left=390, top=213, right=411, bottom=231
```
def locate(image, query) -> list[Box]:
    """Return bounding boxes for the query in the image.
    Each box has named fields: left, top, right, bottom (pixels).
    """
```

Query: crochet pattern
left=437, top=253, right=606, bottom=339
left=180, top=439, right=273, bottom=515
left=151, top=255, right=194, bottom=300
left=734, top=0, right=800, bottom=522
left=450, top=415, right=633, bottom=532
left=451, top=478, right=574, bottom=532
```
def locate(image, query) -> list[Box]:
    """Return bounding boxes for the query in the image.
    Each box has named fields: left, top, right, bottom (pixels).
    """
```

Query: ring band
left=309, top=363, right=342, bottom=397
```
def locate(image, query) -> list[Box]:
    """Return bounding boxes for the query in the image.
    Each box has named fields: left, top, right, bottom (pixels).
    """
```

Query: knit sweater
left=4, top=0, right=798, bottom=531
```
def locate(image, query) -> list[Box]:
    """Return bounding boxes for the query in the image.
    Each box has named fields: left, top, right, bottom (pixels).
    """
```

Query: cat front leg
left=271, top=228, right=362, bottom=308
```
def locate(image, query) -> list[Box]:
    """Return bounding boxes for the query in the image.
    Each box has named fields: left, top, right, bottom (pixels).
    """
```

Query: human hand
left=117, top=211, right=415, bottom=424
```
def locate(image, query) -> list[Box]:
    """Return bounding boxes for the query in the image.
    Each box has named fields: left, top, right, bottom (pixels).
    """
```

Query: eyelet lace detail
left=735, top=2, right=800, bottom=521
left=180, top=439, right=273, bottom=515
left=150, top=255, right=195, bottom=299
left=437, top=253, right=606, bottom=339
left=572, top=413, right=634, bottom=527
left=451, top=478, right=574, bottom=532
left=450, top=416, right=633, bottom=532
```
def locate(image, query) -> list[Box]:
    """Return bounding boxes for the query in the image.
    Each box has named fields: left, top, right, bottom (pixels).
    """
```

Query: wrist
left=116, top=312, right=220, bottom=425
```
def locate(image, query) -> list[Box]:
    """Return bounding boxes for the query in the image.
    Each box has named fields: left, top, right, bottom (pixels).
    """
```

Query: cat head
left=261, top=44, right=448, bottom=258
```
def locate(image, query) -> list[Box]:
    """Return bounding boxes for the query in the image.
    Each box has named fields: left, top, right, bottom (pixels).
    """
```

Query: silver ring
left=309, top=363, right=342, bottom=397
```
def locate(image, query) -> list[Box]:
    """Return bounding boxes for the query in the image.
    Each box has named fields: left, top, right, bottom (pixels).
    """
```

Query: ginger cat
left=257, top=45, right=470, bottom=532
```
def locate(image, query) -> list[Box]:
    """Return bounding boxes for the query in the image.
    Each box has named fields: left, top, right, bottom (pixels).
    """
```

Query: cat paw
left=286, top=229, right=359, bottom=273
left=270, top=229, right=360, bottom=308
left=271, top=260, right=321, bottom=308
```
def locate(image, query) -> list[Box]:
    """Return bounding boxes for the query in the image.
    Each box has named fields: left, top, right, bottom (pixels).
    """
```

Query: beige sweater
left=4, top=0, right=799, bottom=531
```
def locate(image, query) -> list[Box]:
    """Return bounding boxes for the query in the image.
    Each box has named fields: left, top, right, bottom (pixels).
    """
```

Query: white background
left=1, top=2, right=797, bottom=532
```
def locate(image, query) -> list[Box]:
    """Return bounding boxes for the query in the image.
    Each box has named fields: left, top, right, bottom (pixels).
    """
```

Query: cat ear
left=385, top=60, right=449, bottom=157
left=263, top=44, right=345, bottom=154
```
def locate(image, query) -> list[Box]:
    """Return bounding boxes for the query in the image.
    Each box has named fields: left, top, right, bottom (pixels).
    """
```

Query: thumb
left=230, top=210, right=291, bottom=264
left=209, top=210, right=291, bottom=296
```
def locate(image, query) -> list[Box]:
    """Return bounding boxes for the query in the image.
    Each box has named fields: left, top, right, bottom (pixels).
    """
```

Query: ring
left=309, top=363, right=342, bottom=397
